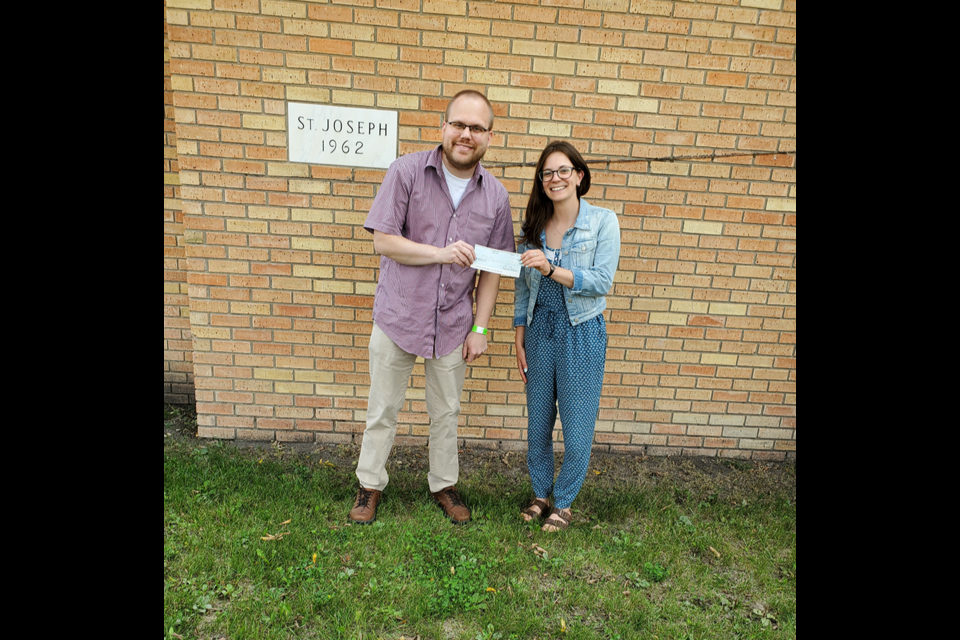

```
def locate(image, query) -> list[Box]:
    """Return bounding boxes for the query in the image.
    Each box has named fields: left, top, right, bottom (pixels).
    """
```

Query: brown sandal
left=521, top=498, right=551, bottom=521
left=541, top=508, right=571, bottom=532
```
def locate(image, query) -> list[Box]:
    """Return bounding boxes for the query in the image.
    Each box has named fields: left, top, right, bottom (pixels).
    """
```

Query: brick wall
left=164, top=0, right=796, bottom=460
left=165, top=2, right=196, bottom=404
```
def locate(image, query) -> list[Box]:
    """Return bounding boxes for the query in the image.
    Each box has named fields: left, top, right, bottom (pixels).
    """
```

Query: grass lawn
left=164, top=406, right=796, bottom=639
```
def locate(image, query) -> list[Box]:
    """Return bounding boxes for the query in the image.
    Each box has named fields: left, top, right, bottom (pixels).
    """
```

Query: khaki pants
left=356, top=324, right=467, bottom=493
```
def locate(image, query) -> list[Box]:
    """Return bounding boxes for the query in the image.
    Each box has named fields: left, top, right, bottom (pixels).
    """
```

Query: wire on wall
left=483, top=149, right=796, bottom=170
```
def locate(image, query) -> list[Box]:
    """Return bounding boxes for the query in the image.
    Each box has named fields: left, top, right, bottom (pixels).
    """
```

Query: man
left=349, top=90, right=514, bottom=525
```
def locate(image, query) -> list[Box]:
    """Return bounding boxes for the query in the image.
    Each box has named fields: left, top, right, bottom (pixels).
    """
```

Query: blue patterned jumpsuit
left=524, top=245, right=607, bottom=510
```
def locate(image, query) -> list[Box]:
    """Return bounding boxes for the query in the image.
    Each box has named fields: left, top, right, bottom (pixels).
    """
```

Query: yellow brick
left=332, top=90, right=375, bottom=106
left=766, top=198, right=796, bottom=212
left=356, top=282, right=377, bottom=295
left=487, top=87, right=531, bottom=103
left=445, top=51, right=488, bottom=67
left=557, top=44, right=599, bottom=61
left=649, top=312, right=687, bottom=325
left=287, top=87, right=331, bottom=103
left=627, top=175, right=668, bottom=189
left=741, top=0, right=782, bottom=8
left=424, top=0, right=467, bottom=15
left=631, top=299, right=671, bottom=311
left=166, top=0, right=211, bottom=9
left=586, top=0, right=629, bottom=9
left=263, top=1, right=307, bottom=18
left=248, top=206, right=290, bottom=220
left=191, top=326, right=230, bottom=339
left=268, top=163, right=309, bottom=177
left=533, top=58, right=576, bottom=75
left=289, top=180, right=331, bottom=194
left=377, top=95, right=419, bottom=109
left=330, top=24, right=375, bottom=41
left=243, top=115, right=286, bottom=130
left=613, top=422, right=650, bottom=434
left=467, top=70, right=510, bottom=85
left=337, top=212, right=367, bottom=225
left=165, top=9, right=188, bottom=25
left=177, top=170, right=199, bottom=185
left=164, top=173, right=181, bottom=185
left=170, top=76, right=193, bottom=92
left=683, top=220, right=723, bottom=235
left=294, top=371, right=334, bottom=383
left=315, top=385, right=355, bottom=396
left=529, top=122, right=572, bottom=137
left=291, top=210, right=334, bottom=223
left=293, top=265, right=334, bottom=278
left=174, top=108, right=195, bottom=124
left=674, top=413, right=708, bottom=424
left=231, top=303, right=271, bottom=315
left=291, top=237, right=333, bottom=251
left=709, top=414, right=746, bottom=426
left=513, top=41, right=555, bottom=57
left=671, top=301, right=709, bottom=313
left=701, top=354, right=738, bottom=365
left=276, top=382, right=314, bottom=394
left=255, top=368, right=294, bottom=381
left=183, top=230, right=203, bottom=244
left=192, top=45, right=237, bottom=62
left=283, top=19, right=329, bottom=37
left=618, top=97, right=659, bottom=112
left=227, top=220, right=269, bottom=233
left=708, top=303, right=747, bottom=315
left=789, top=185, right=796, bottom=197
left=315, top=281, right=354, bottom=293
left=487, top=405, right=525, bottom=416
left=650, top=161, right=689, bottom=175
left=598, top=80, right=639, bottom=96
left=165, top=282, right=183, bottom=294
left=355, top=43, right=399, bottom=60
left=405, top=388, right=426, bottom=400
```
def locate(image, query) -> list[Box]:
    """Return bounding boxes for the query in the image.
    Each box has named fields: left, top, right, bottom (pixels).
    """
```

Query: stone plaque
left=288, top=103, right=398, bottom=169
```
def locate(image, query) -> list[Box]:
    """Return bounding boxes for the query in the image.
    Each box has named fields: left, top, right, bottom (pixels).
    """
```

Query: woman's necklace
left=550, top=216, right=573, bottom=238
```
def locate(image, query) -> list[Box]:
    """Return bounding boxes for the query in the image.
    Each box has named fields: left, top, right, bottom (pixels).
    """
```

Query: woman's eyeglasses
left=446, top=121, right=490, bottom=134
left=538, top=166, right=575, bottom=182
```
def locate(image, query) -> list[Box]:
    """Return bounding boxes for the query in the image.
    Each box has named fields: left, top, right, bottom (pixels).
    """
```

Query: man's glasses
left=446, top=121, right=490, bottom=134
left=538, top=166, right=575, bottom=182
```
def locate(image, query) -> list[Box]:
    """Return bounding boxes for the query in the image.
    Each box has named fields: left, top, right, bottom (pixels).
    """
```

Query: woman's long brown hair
left=520, top=140, right=591, bottom=249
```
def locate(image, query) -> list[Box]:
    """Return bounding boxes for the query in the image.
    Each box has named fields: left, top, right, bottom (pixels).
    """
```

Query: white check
left=470, top=245, right=522, bottom=278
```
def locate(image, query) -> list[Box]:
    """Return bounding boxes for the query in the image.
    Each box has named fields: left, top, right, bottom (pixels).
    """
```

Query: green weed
left=163, top=427, right=796, bottom=639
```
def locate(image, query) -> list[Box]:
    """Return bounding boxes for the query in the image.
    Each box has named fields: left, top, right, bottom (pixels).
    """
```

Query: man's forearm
left=373, top=230, right=439, bottom=265
left=373, top=230, right=476, bottom=268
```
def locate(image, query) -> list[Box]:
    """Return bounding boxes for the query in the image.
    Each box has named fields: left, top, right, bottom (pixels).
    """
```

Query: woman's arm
left=568, top=209, right=621, bottom=296
left=515, top=325, right=527, bottom=384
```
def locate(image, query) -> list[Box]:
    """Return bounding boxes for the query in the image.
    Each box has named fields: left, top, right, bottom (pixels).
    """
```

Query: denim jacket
left=514, top=198, right=621, bottom=328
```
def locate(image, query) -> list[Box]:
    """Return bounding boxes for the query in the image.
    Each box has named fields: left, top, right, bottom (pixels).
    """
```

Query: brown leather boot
left=431, top=486, right=470, bottom=524
left=349, top=486, right=382, bottom=525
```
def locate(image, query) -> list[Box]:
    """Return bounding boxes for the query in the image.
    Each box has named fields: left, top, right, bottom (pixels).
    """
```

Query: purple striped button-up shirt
left=364, top=146, right=514, bottom=359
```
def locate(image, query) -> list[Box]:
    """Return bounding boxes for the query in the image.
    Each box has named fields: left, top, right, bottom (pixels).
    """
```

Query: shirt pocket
left=570, top=239, right=598, bottom=269
left=461, top=209, right=496, bottom=247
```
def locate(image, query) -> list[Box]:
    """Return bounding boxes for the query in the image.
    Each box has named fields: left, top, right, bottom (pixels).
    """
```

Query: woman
left=514, top=141, right=621, bottom=532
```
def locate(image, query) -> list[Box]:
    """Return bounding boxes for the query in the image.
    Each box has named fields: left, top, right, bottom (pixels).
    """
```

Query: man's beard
left=442, top=138, right=485, bottom=171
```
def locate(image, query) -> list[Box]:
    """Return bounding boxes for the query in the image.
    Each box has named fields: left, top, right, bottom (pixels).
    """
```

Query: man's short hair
left=445, top=90, right=494, bottom=130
